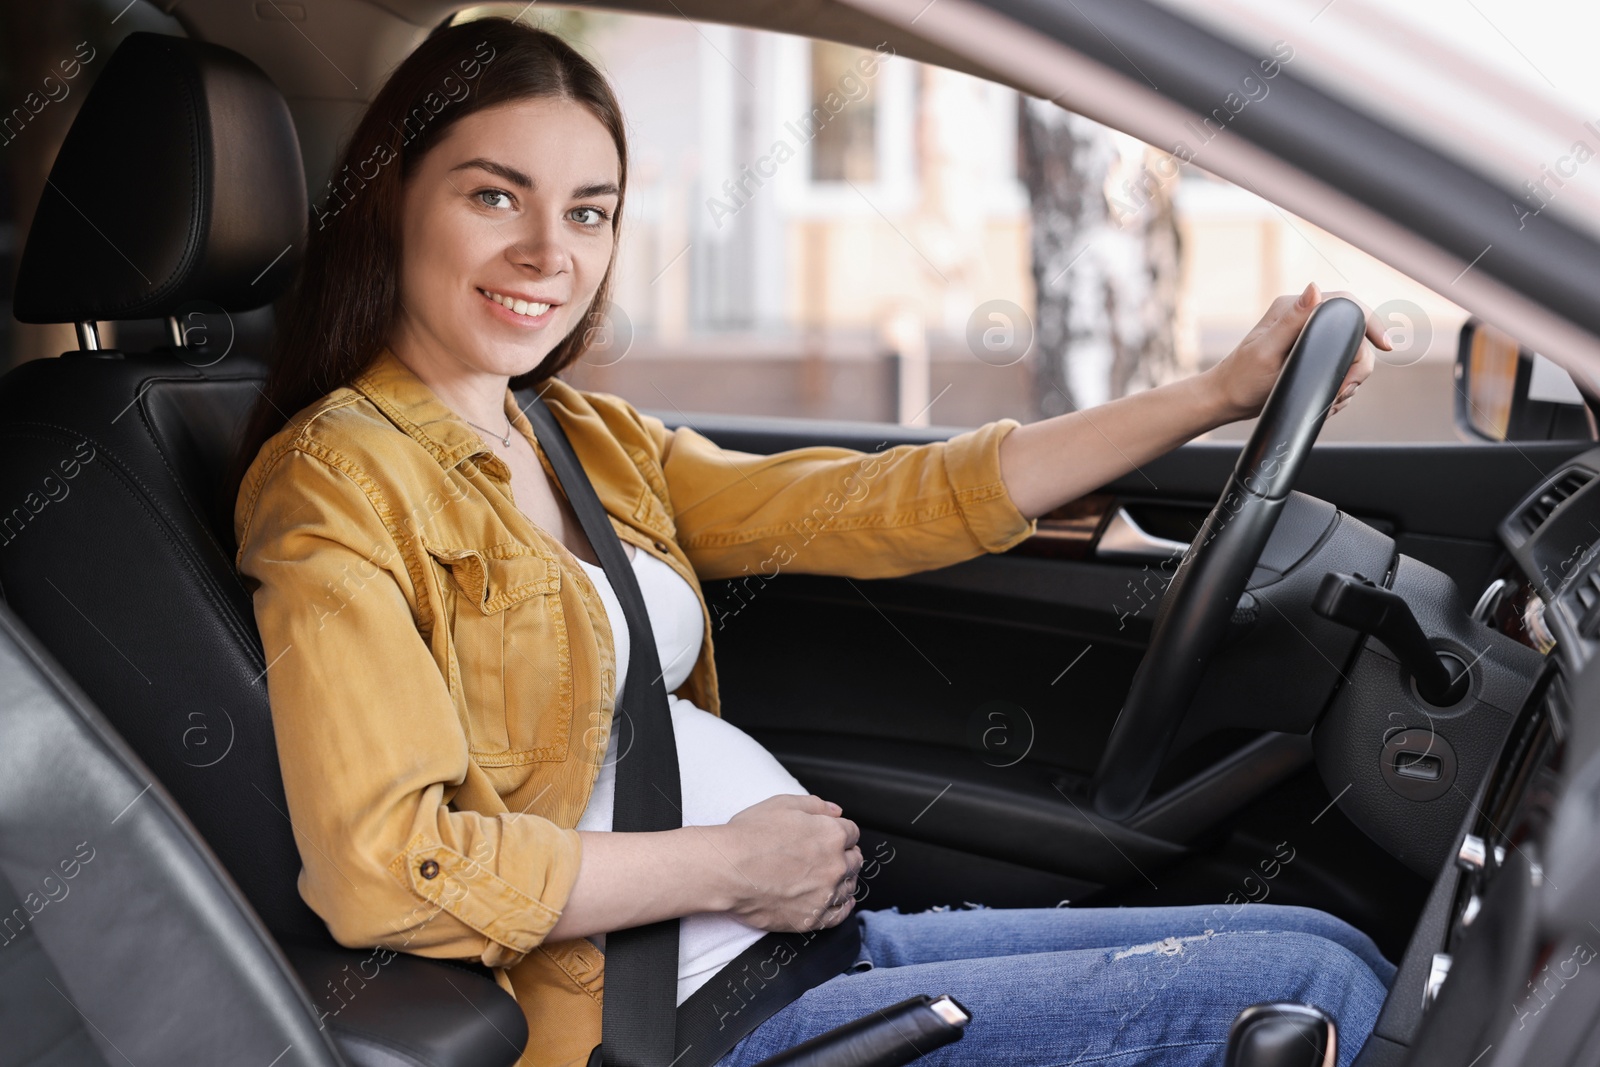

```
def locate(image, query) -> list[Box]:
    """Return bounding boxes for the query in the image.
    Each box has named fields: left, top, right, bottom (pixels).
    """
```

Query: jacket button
left=419, top=859, right=440, bottom=880
left=653, top=540, right=668, bottom=553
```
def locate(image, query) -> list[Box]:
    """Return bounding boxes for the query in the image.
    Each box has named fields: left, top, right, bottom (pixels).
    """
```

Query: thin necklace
left=464, top=414, right=514, bottom=447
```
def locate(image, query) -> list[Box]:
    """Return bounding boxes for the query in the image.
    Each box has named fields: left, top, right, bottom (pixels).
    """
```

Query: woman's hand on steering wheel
left=1206, top=282, right=1393, bottom=424
left=718, top=793, right=864, bottom=933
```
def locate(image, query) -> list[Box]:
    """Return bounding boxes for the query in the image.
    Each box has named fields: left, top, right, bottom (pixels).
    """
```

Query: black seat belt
left=526, top=396, right=683, bottom=1067
left=524, top=395, right=860, bottom=1067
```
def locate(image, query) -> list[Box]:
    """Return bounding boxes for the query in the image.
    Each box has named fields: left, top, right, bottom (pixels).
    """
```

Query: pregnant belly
left=576, top=695, right=808, bottom=830
left=575, top=694, right=811, bottom=1004
left=671, top=696, right=808, bottom=825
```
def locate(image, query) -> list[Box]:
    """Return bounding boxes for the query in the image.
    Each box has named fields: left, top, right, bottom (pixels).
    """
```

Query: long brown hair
left=221, top=16, right=628, bottom=530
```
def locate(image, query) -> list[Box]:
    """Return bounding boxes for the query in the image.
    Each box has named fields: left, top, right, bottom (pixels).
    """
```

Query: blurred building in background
left=520, top=7, right=1466, bottom=441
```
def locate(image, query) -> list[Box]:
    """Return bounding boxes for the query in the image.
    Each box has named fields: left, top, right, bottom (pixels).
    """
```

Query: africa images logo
left=313, top=39, right=498, bottom=230
left=704, top=42, right=897, bottom=229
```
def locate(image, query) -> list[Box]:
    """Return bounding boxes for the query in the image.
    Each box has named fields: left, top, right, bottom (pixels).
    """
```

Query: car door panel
left=667, top=412, right=1586, bottom=909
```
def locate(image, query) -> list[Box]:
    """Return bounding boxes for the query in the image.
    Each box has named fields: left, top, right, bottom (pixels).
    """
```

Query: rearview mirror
left=1454, top=319, right=1596, bottom=442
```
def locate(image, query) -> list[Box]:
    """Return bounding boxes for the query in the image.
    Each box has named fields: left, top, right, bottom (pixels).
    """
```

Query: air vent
left=1569, top=565, right=1600, bottom=637
left=1518, top=468, right=1595, bottom=538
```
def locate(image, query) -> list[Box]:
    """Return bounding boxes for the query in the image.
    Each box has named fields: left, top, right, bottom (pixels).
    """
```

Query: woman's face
left=391, top=95, right=621, bottom=380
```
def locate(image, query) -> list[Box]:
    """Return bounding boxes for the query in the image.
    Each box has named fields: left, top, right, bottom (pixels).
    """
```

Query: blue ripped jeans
left=712, top=903, right=1396, bottom=1067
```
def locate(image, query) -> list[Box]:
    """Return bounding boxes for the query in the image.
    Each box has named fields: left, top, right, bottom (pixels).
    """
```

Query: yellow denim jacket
left=232, top=345, right=1038, bottom=1067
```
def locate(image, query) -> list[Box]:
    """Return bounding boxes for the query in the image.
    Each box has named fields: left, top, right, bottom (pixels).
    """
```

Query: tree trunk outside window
left=1018, top=96, right=1182, bottom=421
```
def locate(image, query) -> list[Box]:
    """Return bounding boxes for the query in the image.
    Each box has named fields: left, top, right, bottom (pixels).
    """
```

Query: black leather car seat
left=3, top=31, right=526, bottom=1067
left=0, top=596, right=347, bottom=1067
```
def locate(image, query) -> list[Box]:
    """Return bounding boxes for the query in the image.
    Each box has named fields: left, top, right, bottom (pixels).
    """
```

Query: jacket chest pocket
left=425, top=542, right=572, bottom=766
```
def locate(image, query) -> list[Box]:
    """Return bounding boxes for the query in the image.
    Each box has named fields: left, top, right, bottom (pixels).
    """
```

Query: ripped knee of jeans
left=1111, top=930, right=1216, bottom=960
left=915, top=901, right=990, bottom=914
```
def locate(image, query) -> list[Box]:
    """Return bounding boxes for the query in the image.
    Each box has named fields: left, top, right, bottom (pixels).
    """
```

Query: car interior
left=4, top=2, right=1600, bottom=1067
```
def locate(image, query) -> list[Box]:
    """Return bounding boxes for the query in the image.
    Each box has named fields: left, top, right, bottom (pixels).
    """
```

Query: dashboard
left=1484, top=448, right=1600, bottom=659
left=1368, top=448, right=1600, bottom=1067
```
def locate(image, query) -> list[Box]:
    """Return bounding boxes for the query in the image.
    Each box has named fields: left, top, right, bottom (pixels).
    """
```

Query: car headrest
left=13, top=32, right=306, bottom=325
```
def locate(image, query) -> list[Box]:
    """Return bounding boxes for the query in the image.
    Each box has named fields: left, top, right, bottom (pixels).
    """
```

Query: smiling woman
left=226, top=15, right=1396, bottom=1067
left=387, top=100, right=621, bottom=446
left=394, top=117, right=621, bottom=370
left=224, top=19, right=630, bottom=504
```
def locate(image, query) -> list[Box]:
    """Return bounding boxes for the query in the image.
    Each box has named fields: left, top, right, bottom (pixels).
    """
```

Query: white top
left=571, top=548, right=807, bottom=1005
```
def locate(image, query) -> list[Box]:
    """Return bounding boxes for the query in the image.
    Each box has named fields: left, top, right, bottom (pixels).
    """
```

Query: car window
left=447, top=6, right=1530, bottom=444
left=2, top=4, right=1576, bottom=445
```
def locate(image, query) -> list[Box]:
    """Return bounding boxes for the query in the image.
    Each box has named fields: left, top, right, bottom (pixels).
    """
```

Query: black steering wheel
left=1090, top=297, right=1369, bottom=820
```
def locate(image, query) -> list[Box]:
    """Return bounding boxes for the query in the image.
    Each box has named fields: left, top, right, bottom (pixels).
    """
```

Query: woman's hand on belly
left=544, top=793, right=860, bottom=943
left=715, top=793, right=863, bottom=933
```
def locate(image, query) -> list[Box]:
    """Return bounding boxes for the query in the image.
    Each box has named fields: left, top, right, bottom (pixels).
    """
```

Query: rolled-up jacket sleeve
left=634, top=412, right=1039, bottom=581
left=235, top=446, right=582, bottom=968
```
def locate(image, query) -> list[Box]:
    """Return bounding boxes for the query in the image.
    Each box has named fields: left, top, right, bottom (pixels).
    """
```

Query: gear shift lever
left=1225, top=1004, right=1336, bottom=1067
